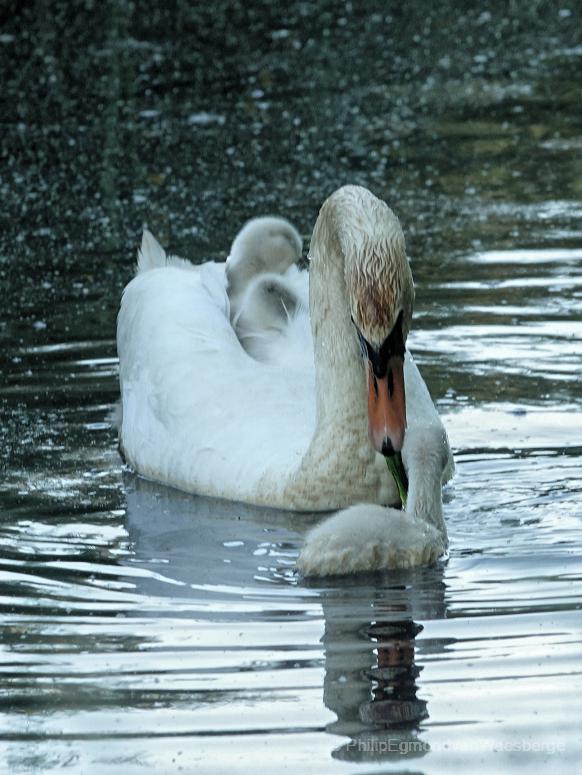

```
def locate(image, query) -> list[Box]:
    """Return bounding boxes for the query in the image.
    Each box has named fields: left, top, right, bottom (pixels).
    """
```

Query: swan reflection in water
left=318, top=576, right=446, bottom=764
left=123, top=476, right=447, bottom=764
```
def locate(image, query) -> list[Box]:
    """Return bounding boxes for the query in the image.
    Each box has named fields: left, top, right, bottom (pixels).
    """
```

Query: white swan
left=117, top=185, right=454, bottom=575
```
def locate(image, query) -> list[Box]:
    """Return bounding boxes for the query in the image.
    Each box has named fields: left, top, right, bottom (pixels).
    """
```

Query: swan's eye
left=379, top=310, right=406, bottom=362
left=352, top=312, right=406, bottom=379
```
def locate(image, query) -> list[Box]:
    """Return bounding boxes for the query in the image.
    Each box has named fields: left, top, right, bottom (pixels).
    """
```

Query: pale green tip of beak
left=385, top=452, right=408, bottom=509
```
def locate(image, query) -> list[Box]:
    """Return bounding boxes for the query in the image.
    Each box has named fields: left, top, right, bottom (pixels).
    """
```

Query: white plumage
left=117, top=185, right=454, bottom=575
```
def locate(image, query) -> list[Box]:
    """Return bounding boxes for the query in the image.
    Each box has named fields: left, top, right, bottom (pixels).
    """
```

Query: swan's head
left=313, top=185, right=414, bottom=455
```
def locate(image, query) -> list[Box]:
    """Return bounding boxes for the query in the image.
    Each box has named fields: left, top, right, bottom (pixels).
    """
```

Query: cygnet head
left=312, top=185, right=415, bottom=455
left=225, top=216, right=302, bottom=307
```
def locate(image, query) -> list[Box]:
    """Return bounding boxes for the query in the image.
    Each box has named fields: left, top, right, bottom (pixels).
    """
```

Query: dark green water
left=1, top=2, right=581, bottom=773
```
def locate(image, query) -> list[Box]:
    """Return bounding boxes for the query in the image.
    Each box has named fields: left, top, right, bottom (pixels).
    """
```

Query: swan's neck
left=309, top=230, right=369, bottom=448
left=279, top=186, right=413, bottom=510
left=279, top=221, right=385, bottom=510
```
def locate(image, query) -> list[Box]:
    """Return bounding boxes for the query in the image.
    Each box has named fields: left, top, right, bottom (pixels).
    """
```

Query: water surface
left=1, top=2, right=581, bottom=773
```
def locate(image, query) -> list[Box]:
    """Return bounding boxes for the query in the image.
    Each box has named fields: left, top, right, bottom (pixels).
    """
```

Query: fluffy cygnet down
left=225, top=217, right=304, bottom=360
left=297, top=503, right=446, bottom=576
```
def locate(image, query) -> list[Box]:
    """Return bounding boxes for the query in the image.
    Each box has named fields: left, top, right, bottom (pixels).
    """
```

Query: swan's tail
left=137, top=230, right=167, bottom=272
left=297, top=504, right=446, bottom=577
left=136, top=230, right=195, bottom=274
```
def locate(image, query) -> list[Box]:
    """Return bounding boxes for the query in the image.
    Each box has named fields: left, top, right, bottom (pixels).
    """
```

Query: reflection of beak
left=367, top=355, right=406, bottom=454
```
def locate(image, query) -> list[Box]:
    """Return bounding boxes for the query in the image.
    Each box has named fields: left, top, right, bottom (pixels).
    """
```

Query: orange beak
left=367, top=355, right=406, bottom=454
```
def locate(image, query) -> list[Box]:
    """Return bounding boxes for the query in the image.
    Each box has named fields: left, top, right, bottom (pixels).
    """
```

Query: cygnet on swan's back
left=225, top=217, right=305, bottom=359
left=232, top=272, right=304, bottom=361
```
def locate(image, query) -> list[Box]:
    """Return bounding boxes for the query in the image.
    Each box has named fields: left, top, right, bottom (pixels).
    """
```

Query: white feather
left=118, top=186, right=455, bottom=576
left=297, top=504, right=446, bottom=576
left=137, top=229, right=196, bottom=273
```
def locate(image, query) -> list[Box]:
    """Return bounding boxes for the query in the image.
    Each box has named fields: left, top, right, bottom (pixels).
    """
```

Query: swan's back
left=117, top=255, right=316, bottom=504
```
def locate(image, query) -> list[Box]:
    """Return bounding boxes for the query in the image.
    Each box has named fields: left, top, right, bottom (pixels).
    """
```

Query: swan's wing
left=117, top=261, right=316, bottom=502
